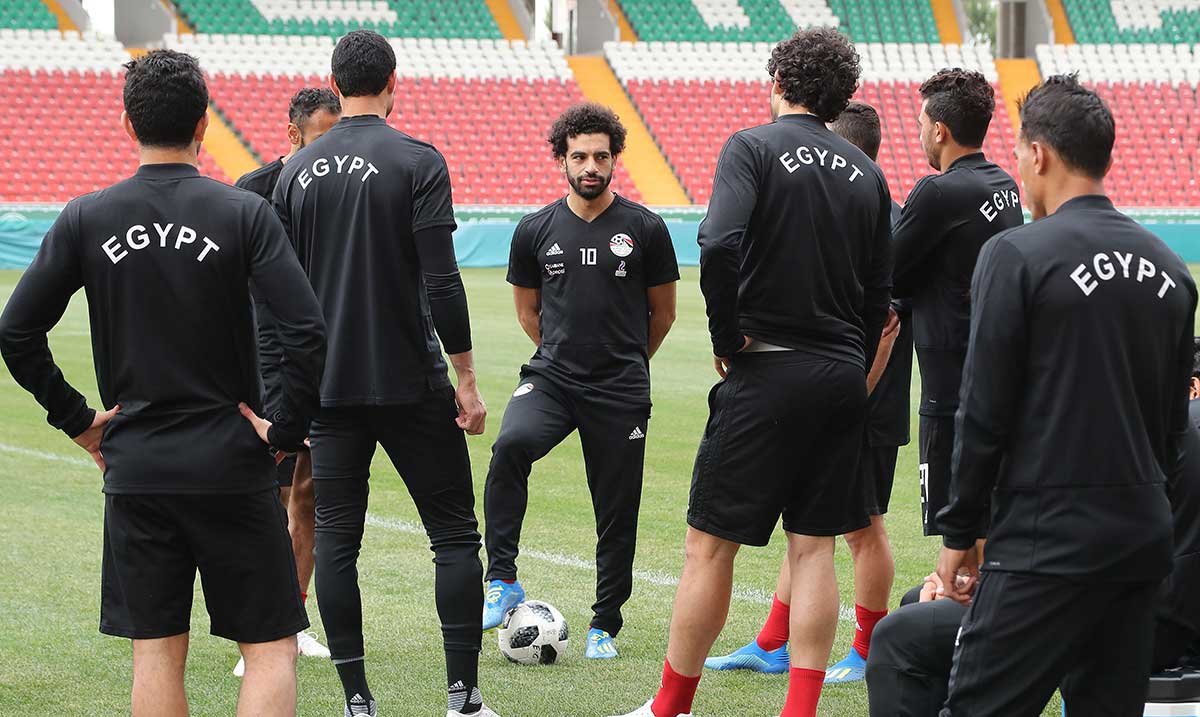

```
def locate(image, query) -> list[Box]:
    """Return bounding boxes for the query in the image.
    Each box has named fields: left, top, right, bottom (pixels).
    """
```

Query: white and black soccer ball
left=497, top=600, right=568, bottom=665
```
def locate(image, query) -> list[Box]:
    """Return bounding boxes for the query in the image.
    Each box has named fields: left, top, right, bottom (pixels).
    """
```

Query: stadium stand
left=607, top=40, right=1016, bottom=204
left=0, top=0, right=55, bottom=29
left=165, top=33, right=640, bottom=204
left=1036, top=42, right=1200, bottom=206
left=1063, top=0, right=1200, bottom=43
left=0, top=29, right=230, bottom=203
left=613, top=0, right=939, bottom=44
left=169, top=0, right=504, bottom=39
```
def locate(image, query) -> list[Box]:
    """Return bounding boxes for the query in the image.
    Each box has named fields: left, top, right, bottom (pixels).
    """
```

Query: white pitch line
left=0, top=444, right=853, bottom=623
left=365, top=514, right=855, bottom=622
left=0, top=442, right=95, bottom=467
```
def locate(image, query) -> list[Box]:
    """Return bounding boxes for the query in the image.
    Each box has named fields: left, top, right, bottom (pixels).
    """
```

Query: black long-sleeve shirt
left=0, top=163, right=326, bottom=493
left=698, top=113, right=892, bottom=369
left=939, top=195, right=1196, bottom=582
left=867, top=201, right=913, bottom=448
left=1159, top=398, right=1200, bottom=638
left=892, top=153, right=1023, bottom=416
left=272, top=115, right=470, bottom=405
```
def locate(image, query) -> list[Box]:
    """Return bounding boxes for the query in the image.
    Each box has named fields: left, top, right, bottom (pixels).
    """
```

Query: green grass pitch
left=11, top=261, right=1174, bottom=715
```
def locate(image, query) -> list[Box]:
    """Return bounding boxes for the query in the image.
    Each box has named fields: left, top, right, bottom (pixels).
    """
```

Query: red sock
left=500, top=579, right=516, bottom=585
left=852, top=604, right=888, bottom=659
left=755, top=594, right=791, bottom=651
left=781, top=667, right=825, bottom=717
left=651, top=659, right=701, bottom=717
left=300, top=591, right=307, bottom=604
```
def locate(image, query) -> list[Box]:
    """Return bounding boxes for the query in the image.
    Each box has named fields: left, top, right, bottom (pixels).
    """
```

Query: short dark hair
left=122, top=49, right=208, bottom=149
left=1018, top=73, right=1114, bottom=180
left=919, top=68, right=994, bottom=148
left=288, top=87, right=341, bottom=127
left=547, top=103, right=627, bottom=158
left=766, top=27, right=860, bottom=123
left=331, top=30, right=395, bottom=97
left=829, top=101, right=881, bottom=161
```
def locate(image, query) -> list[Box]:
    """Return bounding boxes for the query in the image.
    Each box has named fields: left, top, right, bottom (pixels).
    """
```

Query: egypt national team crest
left=609, top=233, right=634, bottom=258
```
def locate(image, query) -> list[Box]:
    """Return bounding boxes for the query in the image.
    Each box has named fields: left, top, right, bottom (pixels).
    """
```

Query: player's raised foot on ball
left=345, top=693, right=377, bottom=716
left=585, top=627, right=618, bottom=659
left=298, top=630, right=331, bottom=658
left=823, top=648, right=867, bottom=684
left=482, top=579, right=524, bottom=631
left=703, top=640, right=790, bottom=673
left=447, top=705, right=502, bottom=717
left=610, top=699, right=694, bottom=717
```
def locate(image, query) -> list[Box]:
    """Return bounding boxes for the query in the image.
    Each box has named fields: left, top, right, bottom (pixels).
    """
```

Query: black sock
left=447, top=650, right=482, bottom=714
left=334, top=659, right=374, bottom=711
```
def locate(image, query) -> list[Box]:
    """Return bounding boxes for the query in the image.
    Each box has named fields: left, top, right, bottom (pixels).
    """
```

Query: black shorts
left=919, top=414, right=954, bottom=535
left=276, top=453, right=297, bottom=488
left=100, top=489, right=308, bottom=643
left=687, top=351, right=870, bottom=546
left=862, top=443, right=899, bottom=516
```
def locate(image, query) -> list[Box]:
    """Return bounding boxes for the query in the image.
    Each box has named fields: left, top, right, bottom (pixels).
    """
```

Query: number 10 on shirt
left=581, top=248, right=597, bottom=265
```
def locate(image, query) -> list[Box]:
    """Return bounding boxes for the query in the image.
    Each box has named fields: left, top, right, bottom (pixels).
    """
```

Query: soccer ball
left=497, top=600, right=568, bottom=665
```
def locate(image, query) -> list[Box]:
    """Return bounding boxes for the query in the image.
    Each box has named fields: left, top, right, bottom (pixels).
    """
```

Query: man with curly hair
left=614, top=28, right=892, bottom=717
left=704, top=101, right=909, bottom=686
left=482, top=102, right=679, bottom=660
left=891, top=68, right=1022, bottom=542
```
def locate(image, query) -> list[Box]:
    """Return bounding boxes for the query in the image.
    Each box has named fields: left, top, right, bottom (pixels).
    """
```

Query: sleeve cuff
left=712, top=333, right=744, bottom=358
left=267, top=420, right=305, bottom=454
left=942, top=533, right=976, bottom=551
left=62, top=406, right=96, bottom=440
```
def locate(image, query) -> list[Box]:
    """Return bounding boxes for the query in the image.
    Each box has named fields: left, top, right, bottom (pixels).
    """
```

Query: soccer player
left=0, top=50, right=326, bottom=717
left=482, top=102, right=679, bottom=659
left=863, top=335, right=1200, bottom=716
left=271, top=31, right=496, bottom=717
left=934, top=74, right=1196, bottom=716
left=891, top=68, right=1023, bottom=539
left=705, top=101, right=910, bottom=683
left=615, top=28, right=892, bottom=717
left=233, top=86, right=341, bottom=676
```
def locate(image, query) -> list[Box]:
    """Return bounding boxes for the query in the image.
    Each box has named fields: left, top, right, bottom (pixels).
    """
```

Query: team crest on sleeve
left=513, top=383, right=535, bottom=397
left=609, top=234, right=634, bottom=257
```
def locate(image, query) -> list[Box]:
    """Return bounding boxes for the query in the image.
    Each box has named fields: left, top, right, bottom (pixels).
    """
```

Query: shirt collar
left=776, top=113, right=825, bottom=126
left=335, top=115, right=387, bottom=128
left=1055, top=194, right=1115, bottom=213
left=135, top=163, right=201, bottom=179
left=947, top=152, right=988, bottom=170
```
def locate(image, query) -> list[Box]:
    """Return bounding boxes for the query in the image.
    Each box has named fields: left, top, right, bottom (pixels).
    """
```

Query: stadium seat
left=607, top=41, right=1012, bottom=204
left=170, top=35, right=638, bottom=204
left=170, top=0, right=503, bottom=39
left=1037, top=43, right=1200, bottom=206
left=0, top=31, right=229, bottom=202
left=0, top=0, right=58, bottom=30
left=613, top=0, right=939, bottom=44
left=1063, top=0, right=1200, bottom=44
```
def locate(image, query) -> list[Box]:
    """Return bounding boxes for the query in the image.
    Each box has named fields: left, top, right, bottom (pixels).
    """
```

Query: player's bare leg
left=781, top=533, right=838, bottom=715
left=237, top=636, right=298, bottom=717
left=665, top=528, right=741, bottom=675
left=132, top=634, right=189, bottom=717
left=844, top=517, right=893, bottom=612
left=288, top=452, right=315, bottom=596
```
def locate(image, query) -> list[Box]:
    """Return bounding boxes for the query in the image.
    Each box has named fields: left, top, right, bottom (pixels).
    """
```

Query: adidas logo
left=546, top=243, right=563, bottom=256
left=628, top=426, right=645, bottom=440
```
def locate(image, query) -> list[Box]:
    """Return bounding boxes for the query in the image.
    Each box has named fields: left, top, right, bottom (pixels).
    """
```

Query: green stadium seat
left=170, top=0, right=503, bottom=39
left=0, top=0, right=57, bottom=30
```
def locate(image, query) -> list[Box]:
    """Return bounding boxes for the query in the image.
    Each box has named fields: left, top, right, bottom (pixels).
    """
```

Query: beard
left=568, top=170, right=612, bottom=200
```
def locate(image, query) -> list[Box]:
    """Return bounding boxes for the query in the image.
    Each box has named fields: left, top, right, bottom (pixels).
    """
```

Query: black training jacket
left=892, top=153, right=1023, bottom=416
left=698, top=113, right=892, bottom=369
left=938, top=195, right=1196, bottom=582
left=273, top=115, right=459, bottom=405
left=0, top=163, right=326, bottom=494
